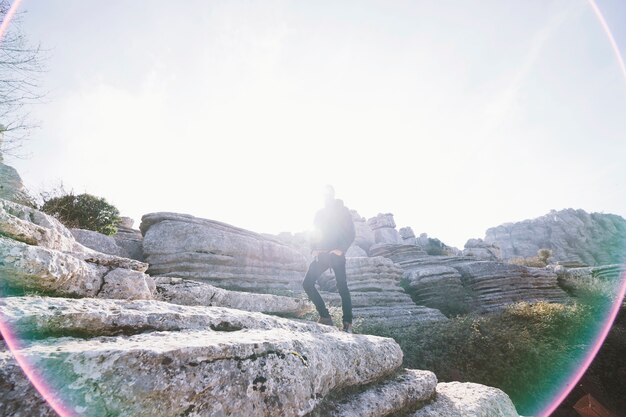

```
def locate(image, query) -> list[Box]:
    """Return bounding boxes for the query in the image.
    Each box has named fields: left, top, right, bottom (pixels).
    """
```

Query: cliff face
left=0, top=198, right=521, bottom=417
left=483, top=208, right=626, bottom=266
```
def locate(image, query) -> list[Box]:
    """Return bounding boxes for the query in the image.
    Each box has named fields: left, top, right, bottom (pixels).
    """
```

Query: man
left=303, top=185, right=355, bottom=333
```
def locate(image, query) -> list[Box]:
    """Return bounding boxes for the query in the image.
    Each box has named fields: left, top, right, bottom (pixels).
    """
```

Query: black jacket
left=311, top=199, right=355, bottom=253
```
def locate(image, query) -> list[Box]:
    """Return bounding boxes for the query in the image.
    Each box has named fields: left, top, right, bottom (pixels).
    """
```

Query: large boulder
left=351, top=210, right=375, bottom=253
left=0, top=298, right=404, bottom=417
left=0, top=144, right=32, bottom=206
left=410, top=382, right=520, bottom=417
left=484, top=208, right=626, bottom=266
left=140, top=212, right=308, bottom=293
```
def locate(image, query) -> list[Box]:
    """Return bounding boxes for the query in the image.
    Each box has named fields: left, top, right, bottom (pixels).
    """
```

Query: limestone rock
left=0, top=237, right=107, bottom=297
left=410, top=382, right=520, bottom=417
left=351, top=210, right=375, bottom=253
left=463, top=238, right=501, bottom=261
left=0, top=310, right=403, bottom=417
left=0, top=198, right=81, bottom=252
left=367, top=213, right=403, bottom=245
left=322, top=369, right=437, bottom=417
left=98, top=268, right=155, bottom=300
left=0, top=342, right=57, bottom=417
left=318, top=256, right=447, bottom=328
left=154, top=277, right=313, bottom=317
left=346, top=244, right=367, bottom=258
left=452, top=261, right=569, bottom=312
left=373, top=247, right=569, bottom=314
left=0, top=296, right=326, bottom=338
left=399, top=226, right=417, bottom=245
left=484, top=208, right=626, bottom=266
left=0, top=158, right=32, bottom=205
left=71, top=228, right=122, bottom=256
left=113, top=216, right=145, bottom=261
left=141, top=212, right=308, bottom=293
left=369, top=244, right=428, bottom=263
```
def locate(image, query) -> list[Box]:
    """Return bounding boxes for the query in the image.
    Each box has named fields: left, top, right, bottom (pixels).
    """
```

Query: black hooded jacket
left=311, top=199, right=355, bottom=254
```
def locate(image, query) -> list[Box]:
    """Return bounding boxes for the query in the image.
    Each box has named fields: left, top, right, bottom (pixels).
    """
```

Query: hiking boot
left=342, top=322, right=353, bottom=333
left=318, top=316, right=334, bottom=326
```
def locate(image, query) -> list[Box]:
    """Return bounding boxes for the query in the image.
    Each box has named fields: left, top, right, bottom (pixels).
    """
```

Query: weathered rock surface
left=0, top=303, right=403, bottom=417
left=410, top=382, right=520, bottom=417
left=141, top=212, right=308, bottom=293
left=351, top=210, right=375, bottom=253
left=484, top=208, right=626, bottom=266
left=452, top=261, right=569, bottom=312
left=112, top=216, right=145, bottom=261
left=367, top=213, right=403, bottom=245
left=154, top=277, right=313, bottom=317
left=372, top=245, right=569, bottom=314
left=0, top=296, right=325, bottom=338
left=0, top=199, right=154, bottom=300
left=321, top=369, right=437, bottom=417
left=463, top=238, right=501, bottom=261
left=0, top=145, right=32, bottom=206
left=71, top=227, right=122, bottom=256
left=399, top=226, right=417, bottom=245
left=554, top=264, right=625, bottom=300
left=318, top=256, right=447, bottom=328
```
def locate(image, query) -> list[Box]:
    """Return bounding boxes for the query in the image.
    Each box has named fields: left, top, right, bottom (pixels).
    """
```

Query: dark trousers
left=302, top=252, right=353, bottom=324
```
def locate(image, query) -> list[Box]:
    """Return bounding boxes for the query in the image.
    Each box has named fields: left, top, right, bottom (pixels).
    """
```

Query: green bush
left=509, top=248, right=552, bottom=267
left=41, top=192, right=120, bottom=235
left=356, top=301, right=596, bottom=416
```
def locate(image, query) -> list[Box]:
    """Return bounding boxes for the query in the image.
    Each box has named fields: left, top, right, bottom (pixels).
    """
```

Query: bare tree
left=0, top=0, right=45, bottom=157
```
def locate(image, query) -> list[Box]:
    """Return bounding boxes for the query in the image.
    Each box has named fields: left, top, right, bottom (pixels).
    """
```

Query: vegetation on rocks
left=509, top=248, right=552, bottom=267
left=357, top=301, right=595, bottom=416
left=40, top=192, right=120, bottom=235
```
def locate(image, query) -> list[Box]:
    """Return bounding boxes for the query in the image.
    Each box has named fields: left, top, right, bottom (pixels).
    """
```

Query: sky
left=5, top=0, right=626, bottom=248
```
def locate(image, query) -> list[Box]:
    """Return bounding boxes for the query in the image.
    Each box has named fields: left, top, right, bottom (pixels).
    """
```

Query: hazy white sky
left=7, top=0, right=626, bottom=248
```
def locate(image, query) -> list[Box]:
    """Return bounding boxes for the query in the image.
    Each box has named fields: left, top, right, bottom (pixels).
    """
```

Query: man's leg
left=330, top=253, right=353, bottom=325
left=302, top=255, right=331, bottom=319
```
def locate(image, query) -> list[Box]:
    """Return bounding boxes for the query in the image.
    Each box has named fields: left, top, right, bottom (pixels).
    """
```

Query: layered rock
left=410, top=382, right=520, bottom=417
left=0, top=198, right=154, bottom=299
left=484, top=208, right=626, bottom=266
left=352, top=210, right=375, bottom=253
left=367, top=213, right=403, bottom=245
left=318, top=256, right=447, bottom=328
left=463, top=238, right=501, bottom=261
left=112, top=217, right=145, bottom=261
left=154, top=276, right=313, bottom=317
left=399, top=226, right=417, bottom=245
left=372, top=245, right=569, bottom=314
left=141, top=212, right=308, bottom=293
left=0, top=297, right=404, bottom=417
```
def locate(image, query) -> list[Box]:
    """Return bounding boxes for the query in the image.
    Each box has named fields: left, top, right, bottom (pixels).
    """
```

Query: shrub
left=41, top=192, right=120, bottom=235
left=356, top=301, right=596, bottom=416
left=509, top=248, right=552, bottom=267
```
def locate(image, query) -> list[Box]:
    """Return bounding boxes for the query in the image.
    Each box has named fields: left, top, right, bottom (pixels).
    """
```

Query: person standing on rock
left=303, top=185, right=355, bottom=333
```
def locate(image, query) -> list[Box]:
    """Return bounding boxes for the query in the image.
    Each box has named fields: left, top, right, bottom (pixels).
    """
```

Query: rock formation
left=463, top=238, right=501, bottom=261
left=371, top=243, right=569, bottom=314
left=140, top=212, right=308, bottom=293
left=70, top=217, right=144, bottom=261
left=0, top=140, right=32, bottom=206
left=367, top=213, right=403, bottom=245
left=0, top=198, right=153, bottom=299
left=318, top=256, right=447, bottom=328
left=0, top=196, right=521, bottom=417
left=484, top=208, right=626, bottom=266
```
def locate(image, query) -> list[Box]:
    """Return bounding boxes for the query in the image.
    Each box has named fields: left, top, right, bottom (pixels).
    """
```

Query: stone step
left=319, top=369, right=437, bottom=417
left=409, top=382, right=520, bottom=417
left=1, top=323, right=402, bottom=417
left=0, top=296, right=322, bottom=339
